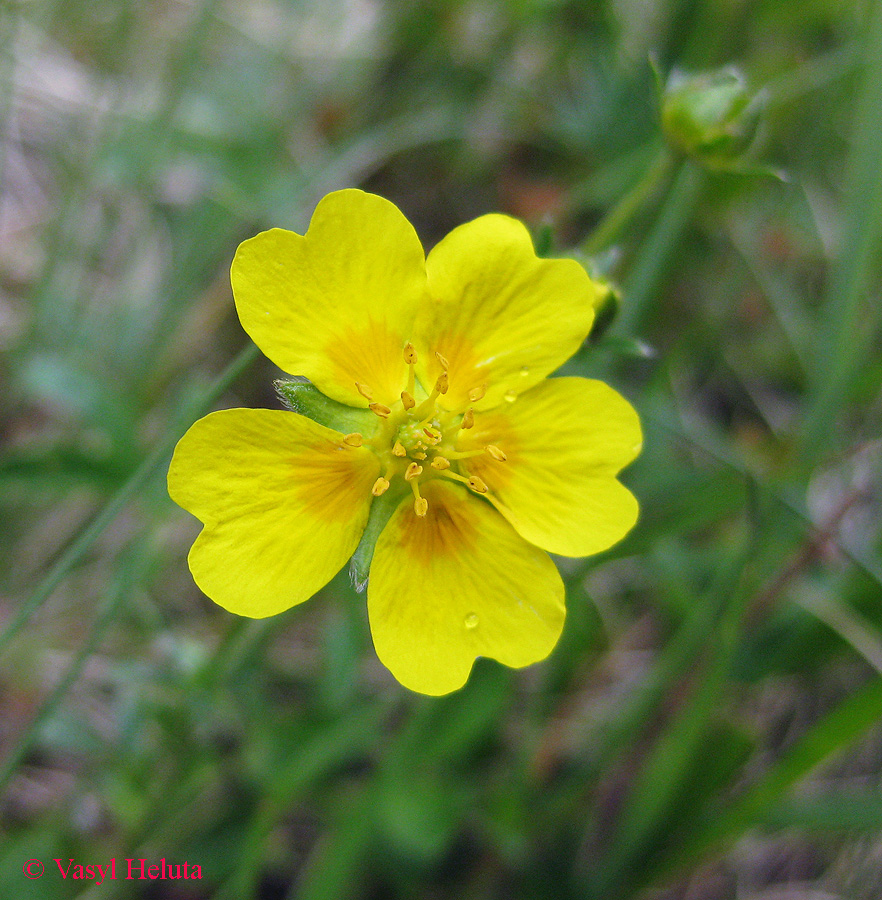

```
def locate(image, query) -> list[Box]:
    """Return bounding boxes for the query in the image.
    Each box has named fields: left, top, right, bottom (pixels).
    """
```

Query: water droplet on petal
left=464, top=613, right=479, bottom=629
left=503, top=389, right=517, bottom=403
left=519, top=365, right=530, bottom=376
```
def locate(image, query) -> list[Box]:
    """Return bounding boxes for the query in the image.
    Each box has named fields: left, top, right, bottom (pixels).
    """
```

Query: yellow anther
left=467, top=475, right=489, bottom=493
left=401, top=390, right=416, bottom=410
left=369, top=402, right=391, bottom=418
left=461, top=408, right=474, bottom=429
left=403, top=342, right=418, bottom=365
left=431, top=456, right=451, bottom=470
left=434, top=370, right=449, bottom=395
left=410, top=477, right=428, bottom=516
left=405, top=462, right=423, bottom=481
left=435, top=350, right=450, bottom=370
left=486, top=444, right=507, bottom=461
left=355, top=382, right=374, bottom=401
left=372, top=477, right=390, bottom=496
left=343, top=433, right=363, bottom=447
left=413, top=451, right=427, bottom=460
left=468, top=384, right=487, bottom=402
left=392, top=440, right=407, bottom=457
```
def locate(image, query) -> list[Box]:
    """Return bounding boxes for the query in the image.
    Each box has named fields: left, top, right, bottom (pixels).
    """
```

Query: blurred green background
left=2, top=0, right=882, bottom=897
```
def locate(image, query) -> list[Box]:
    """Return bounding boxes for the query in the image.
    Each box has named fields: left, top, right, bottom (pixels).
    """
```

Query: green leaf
left=658, top=677, right=882, bottom=884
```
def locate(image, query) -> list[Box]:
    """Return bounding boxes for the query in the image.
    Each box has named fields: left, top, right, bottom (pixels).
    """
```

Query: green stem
left=616, top=159, right=704, bottom=336
left=581, top=146, right=675, bottom=257
left=0, top=343, right=259, bottom=659
left=651, top=675, right=882, bottom=888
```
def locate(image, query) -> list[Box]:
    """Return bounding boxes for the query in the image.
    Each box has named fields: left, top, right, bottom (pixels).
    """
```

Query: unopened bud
left=662, top=67, right=761, bottom=168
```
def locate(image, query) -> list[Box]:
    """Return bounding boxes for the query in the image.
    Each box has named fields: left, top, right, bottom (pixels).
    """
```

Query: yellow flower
left=168, top=189, right=641, bottom=695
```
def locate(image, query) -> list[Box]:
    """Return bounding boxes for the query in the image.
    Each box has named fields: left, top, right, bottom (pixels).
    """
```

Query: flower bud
left=661, top=67, right=761, bottom=168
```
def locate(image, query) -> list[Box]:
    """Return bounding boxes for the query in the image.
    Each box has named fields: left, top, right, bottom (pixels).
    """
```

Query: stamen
left=372, top=477, right=390, bottom=496
left=413, top=451, right=427, bottom=460
left=392, top=440, right=407, bottom=457
left=404, top=462, right=423, bottom=481
left=431, top=456, right=450, bottom=470
left=342, top=433, right=363, bottom=447
left=423, top=426, right=442, bottom=444
left=486, top=444, right=507, bottom=461
left=410, top=479, right=428, bottom=517
left=468, top=384, right=487, bottom=402
left=406, top=361, right=415, bottom=396
left=355, top=382, right=374, bottom=401
left=403, top=342, right=418, bottom=365
left=412, top=382, right=445, bottom=420
left=369, top=402, right=391, bottom=418
left=438, top=470, right=488, bottom=494
left=460, top=408, right=474, bottom=430
left=401, top=390, right=416, bottom=410
left=435, top=351, right=450, bottom=370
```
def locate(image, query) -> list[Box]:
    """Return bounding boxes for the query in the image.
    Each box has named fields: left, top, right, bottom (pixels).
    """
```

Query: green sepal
left=533, top=221, right=556, bottom=258
left=568, top=251, right=622, bottom=343
left=589, top=283, right=621, bottom=344
left=275, top=378, right=379, bottom=436
left=349, top=486, right=406, bottom=592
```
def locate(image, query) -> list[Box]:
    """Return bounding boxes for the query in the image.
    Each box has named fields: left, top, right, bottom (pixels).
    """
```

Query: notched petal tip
left=367, top=480, right=565, bottom=695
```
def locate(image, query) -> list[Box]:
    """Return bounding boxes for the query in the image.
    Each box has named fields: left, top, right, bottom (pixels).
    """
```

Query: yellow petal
left=368, top=480, right=565, bottom=695
left=168, top=408, right=379, bottom=617
left=417, top=214, right=599, bottom=410
left=460, top=376, right=641, bottom=557
left=232, top=189, right=426, bottom=408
